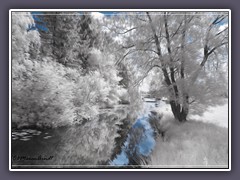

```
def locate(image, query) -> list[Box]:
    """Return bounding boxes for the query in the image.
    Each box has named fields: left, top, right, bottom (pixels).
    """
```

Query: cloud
left=90, top=12, right=104, bottom=20
left=219, top=23, right=228, bottom=31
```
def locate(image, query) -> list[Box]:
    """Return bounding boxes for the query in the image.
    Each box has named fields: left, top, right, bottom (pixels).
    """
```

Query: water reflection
left=11, top=106, right=130, bottom=167
left=11, top=102, right=158, bottom=167
left=111, top=101, right=157, bottom=166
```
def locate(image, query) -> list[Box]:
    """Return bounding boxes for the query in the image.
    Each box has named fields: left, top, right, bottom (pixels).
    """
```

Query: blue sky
left=30, top=12, right=48, bottom=32
left=29, top=11, right=117, bottom=32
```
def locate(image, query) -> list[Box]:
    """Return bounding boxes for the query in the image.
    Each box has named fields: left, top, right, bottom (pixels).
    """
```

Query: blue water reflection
left=111, top=101, right=157, bottom=166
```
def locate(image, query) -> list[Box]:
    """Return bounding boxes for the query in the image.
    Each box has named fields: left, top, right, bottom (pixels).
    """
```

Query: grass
left=148, top=119, right=228, bottom=168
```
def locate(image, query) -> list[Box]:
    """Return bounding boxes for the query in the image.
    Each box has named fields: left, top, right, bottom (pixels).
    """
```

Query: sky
left=30, top=11, right=110, bottom=32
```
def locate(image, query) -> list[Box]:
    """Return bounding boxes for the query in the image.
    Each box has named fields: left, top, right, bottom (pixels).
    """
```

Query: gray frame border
left=0, top=0, right=239, bottom=179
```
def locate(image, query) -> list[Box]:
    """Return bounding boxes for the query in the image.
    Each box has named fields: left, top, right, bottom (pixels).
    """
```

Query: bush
left=12, top=61, right=76, bottom=128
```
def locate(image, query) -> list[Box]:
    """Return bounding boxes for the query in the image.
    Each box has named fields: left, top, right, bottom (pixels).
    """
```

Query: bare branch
left=146, top=12, right=172, bottom=87
left=137, top=48, right=159, bottom=55
left=146, top=12, right=163, bottom=58
left=201, top=15, right=228, bottom=68
left=189, top=99, right=196, bottom=104
left=119, top=44, right=135, bottom=50
left=133, top=64, right=161, bottom=87
left=102, top=25, right=139, bottom=35
left=171, top=20, right=184, bottom=38
left=212, top=15, right=227, bottom=25
left=136, top=16, right=147, bottom=22
left=115, top=50, right=136, bottom=65
left=164, top=13, right=178, bottom=94
left=115, top=27, right=138, bottom=35
left=216, top=27, right=228, bottom=36
left=207, top=41, right=228, bottom=56
left=180, top=15, right=187, bottom=79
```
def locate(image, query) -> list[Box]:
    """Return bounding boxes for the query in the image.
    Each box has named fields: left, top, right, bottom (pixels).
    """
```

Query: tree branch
left=146, top=12, right=172, bottom=87
left=171, top=20, right=184, bottom=38
left=133, top=65, right=161, bottom=87
left=115, top=27, right=138, bottom=35
left=164, top=13, right=179, bottom=99
left=207, top=41, right=228, bottom=56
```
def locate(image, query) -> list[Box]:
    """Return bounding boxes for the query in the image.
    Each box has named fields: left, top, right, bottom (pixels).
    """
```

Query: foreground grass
left=148, top=120, right=228, bottom=168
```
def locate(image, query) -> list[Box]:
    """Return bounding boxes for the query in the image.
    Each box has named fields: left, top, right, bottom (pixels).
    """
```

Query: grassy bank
left=148, top=120, right=228, bottom=168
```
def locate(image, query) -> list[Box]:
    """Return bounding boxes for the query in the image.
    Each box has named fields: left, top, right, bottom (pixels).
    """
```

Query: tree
left=11, top=12, right=42, bottom=127
left=35, top=12, right=97, bottom=72
left=108, top=12, right=228, bottom=122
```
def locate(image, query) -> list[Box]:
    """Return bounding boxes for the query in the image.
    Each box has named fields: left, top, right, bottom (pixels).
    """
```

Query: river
left=110, top=99, right=160, bottom=166
left=11, top=99, right=162, bottom=167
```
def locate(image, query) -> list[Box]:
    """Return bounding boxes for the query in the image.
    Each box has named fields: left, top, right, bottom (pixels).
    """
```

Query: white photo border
left=9, top=9, right=231, bottom=171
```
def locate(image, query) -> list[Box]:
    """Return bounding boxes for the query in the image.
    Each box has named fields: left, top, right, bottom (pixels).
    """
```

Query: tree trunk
left=170, top=100, right=188, bottom=122
left=147, top=13, right=190, bottom=123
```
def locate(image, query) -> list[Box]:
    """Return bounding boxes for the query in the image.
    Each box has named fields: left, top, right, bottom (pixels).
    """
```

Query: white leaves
left=12, top=12, right=40, bottom=59
left=88, top=48, right=102, bottom=67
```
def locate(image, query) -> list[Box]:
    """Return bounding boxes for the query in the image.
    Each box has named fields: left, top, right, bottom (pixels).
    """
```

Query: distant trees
left=108, top=12, right=228, bottom=122
left=34, top=12, right=97, bottom=72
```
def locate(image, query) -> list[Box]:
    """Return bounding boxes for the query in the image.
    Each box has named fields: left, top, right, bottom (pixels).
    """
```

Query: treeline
left=11, top=12, right=138, bottom=129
